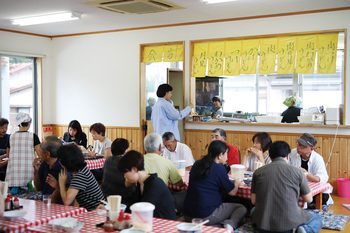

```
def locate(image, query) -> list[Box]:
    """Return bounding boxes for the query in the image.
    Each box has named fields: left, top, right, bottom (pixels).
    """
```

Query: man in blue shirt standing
left=151, top=84, right=191, bottom=141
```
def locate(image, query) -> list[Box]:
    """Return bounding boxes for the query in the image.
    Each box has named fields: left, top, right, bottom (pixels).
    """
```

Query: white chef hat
left=16, top=112, right=32, bottom=126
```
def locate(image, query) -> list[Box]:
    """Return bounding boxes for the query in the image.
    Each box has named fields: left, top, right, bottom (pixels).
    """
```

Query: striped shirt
left=70, top=166, right=104, bottom=211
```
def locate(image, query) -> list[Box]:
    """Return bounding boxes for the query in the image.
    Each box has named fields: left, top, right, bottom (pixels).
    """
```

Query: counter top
left=185, top=120, right=350, bottom=135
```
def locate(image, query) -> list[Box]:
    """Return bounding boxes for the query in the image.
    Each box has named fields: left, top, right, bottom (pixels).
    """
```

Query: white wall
left=50, top=10, right=350, bottom=127
left=0, top=31, right=53, bottom=122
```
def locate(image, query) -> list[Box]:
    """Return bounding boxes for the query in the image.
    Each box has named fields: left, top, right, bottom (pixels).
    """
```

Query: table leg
left=314, top=193, right=323, bottom=209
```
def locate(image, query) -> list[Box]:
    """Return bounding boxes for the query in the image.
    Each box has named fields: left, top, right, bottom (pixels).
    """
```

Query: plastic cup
left=109, top=211, right=119, bottom=221
left=175, top=160, right=186, bottom=177
left=230, top=164, right=245, bottom=181
left=107, top=195, right=121, bottom=211
left=120, top=203, right=127, bottom=212
left=42, top=194, right=51, bottom=206
left=130, top=202, right=155, bottom=232
left=191, top=218, right=203, bottom=224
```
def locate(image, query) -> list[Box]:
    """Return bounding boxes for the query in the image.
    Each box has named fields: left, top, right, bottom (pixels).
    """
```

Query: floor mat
left=234, top=210, right=350, bottom=232
left=309, top=209, right=350, bottom=231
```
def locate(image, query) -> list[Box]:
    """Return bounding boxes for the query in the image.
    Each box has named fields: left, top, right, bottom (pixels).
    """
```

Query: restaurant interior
left=0, top=0, right=350, bottom=232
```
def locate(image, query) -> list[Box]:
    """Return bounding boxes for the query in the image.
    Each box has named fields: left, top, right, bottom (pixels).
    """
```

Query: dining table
left=176, top=170, right=332, bottom=210
left=236, top=181, right=333, bottom=209
left=0, top=198, right=87, bottom=233
left=27, top=209, right=228, bottom=233
left=85, top=157, right=106, bottom=170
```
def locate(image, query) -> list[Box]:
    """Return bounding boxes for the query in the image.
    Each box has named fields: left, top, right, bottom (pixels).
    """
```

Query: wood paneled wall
left=42, top=124, right=144, bottom=153
left=184, top=129, right=350, bottom=192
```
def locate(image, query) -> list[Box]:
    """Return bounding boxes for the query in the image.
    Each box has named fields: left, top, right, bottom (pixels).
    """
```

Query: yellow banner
left=277, top=37, right=296, bottom=74
left=317, top=33, right=338, bottom=74
left=163, top=44, right=184, bottom=62
left=207, top=42, right=225, bottom=76
left=241, top=39, right=259, bottom=74
left=192, top=43, right=209, bottom=77
left=296, top=35, right=317, bottom=73
left=224, top=40, right=241, bottom=76
left=143, top=46, right=163, bottom=62
left=259, top=38, right=277, bottom=74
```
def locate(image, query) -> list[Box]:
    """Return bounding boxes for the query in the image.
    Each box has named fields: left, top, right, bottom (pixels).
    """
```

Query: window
left=193, top=32, right=345, bottom=120
left=0, top=55, right=38, bottom=133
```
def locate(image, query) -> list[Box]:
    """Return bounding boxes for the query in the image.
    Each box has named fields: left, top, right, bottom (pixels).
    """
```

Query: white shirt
left=289, top=148, right=329, bottom=183
left=93, top=137, right=112, bottom=155
left=162, top=142, right=195, bottom=168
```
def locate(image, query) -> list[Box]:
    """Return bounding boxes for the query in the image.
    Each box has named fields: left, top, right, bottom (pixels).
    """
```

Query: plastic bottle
left=124, top=214, right=132, bottom=229
left=13, top=197, right=19, bottom=209
left=103, top=211, right=114, bottom=232
left=5, top=197, right=11, bottom=211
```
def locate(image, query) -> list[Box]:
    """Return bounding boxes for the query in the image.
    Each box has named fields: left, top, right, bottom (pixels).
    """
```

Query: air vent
left=96, top=0, right=183, bottom=14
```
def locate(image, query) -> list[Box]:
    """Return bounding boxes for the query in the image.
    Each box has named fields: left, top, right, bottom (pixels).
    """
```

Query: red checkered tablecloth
left=236, top=183, right=251, bottom=199
left=27, top=210, right=228, bottom=233
left=86, top=158, right=106, bottom=170
left=309, top=182, right=333, bottom=196
left=236, top=182, right=333, bottom=199
left=0, top=198, right=87, bottom=233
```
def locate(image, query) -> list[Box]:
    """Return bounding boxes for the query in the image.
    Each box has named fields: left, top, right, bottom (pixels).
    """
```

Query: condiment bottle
left=103, top=211, right=114, bottom=232
left=5, top=197, right=11, bottom=211
left=13, top=197, right=19, bottom=208
left=124, top=214, right=131, bottom=229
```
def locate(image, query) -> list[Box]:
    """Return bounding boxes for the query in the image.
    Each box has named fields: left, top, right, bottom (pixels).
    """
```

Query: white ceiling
left=0, top=0, right=350, bottom=37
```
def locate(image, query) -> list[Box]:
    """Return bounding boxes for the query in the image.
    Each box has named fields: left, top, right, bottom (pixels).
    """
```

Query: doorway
left=167, top=69, right=184, bottom=140
left=0, top=55, right=38, bottom=134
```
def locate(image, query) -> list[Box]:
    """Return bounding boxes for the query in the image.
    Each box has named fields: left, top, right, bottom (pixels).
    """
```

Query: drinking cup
left=130, top=202, right=155, bottom=232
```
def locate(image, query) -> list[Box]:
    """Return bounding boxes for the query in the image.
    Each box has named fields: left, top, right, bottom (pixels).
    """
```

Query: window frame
left=189, top=29, right=347, bottom=124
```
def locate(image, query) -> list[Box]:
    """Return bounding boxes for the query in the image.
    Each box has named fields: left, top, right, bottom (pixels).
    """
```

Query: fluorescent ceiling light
left=11, top=11, right=81, bottom=26
left=202, top=0, right=240, bottom=4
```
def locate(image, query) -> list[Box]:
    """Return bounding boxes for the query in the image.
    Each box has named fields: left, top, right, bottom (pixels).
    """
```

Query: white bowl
left=176, top=223, right=201, bottom=233
left=120, top=229, right=146, bottom=233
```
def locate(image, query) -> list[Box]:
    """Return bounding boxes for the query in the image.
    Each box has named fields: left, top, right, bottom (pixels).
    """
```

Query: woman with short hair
left=58, top=144, right=104, bottom=211
left=89, top=122, right=112, bottom=158
left=151, top=84, right=191, bottom=141
left=243, top=132, right=272, bottom=171
left=118, top=150, right=176, bottom=220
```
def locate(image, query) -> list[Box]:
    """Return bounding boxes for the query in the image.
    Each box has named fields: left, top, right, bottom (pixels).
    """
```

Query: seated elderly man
left=252, top=141, right=322, bottom=233
left=289, top=133, right=332, bottom=206
left=143, top=133, right=183, bottom=186
left=162, top=132, right=195, bottom=171
left=144, top=133, right=186, bottom=214
left=33, top=136, right=63, bottom=203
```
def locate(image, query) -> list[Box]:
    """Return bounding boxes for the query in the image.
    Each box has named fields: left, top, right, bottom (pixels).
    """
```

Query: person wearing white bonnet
left=5, top=112, right=42, bottom=195
left=16, top=112, right=32, bottom=127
